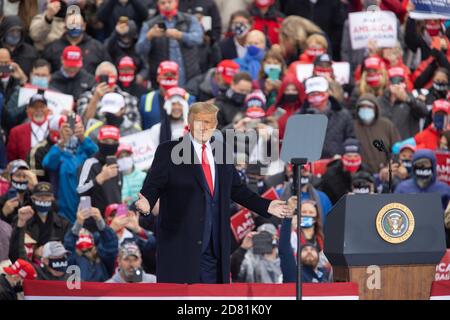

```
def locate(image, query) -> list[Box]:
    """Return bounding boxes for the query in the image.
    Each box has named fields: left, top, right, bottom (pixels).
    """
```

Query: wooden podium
left=324, top=194, right=446, bottom=300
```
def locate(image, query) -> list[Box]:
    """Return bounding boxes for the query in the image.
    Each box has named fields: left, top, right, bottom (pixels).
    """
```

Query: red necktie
left=201, top=144, right=214, bottom=195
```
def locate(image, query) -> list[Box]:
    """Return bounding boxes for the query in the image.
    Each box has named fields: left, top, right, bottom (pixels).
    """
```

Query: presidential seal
left=376, top=203, right=415, bottom=244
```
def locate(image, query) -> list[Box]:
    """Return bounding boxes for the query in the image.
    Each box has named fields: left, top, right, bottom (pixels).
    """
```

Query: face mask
left=314, top=66, right=333, bottom=78
left=358, top=107, right=376, bottom=124
left=231, top=22, right=250, bottom=39
left=118, top=157, right=134, bottom=173
left=352, top=183, right=371, bottom=194
left=99, top=142, right=119, bottom=157
left=31, top=76, right=49, bottom=89
left=159, top=3, right=178, bottom=19
left=31, top=112, right=48, bottom=126
left=305, top=47, right=325, bottom=59
left=413, top=167, right=433, bottom=189
left=307, top=93, right=328, bottom=108
left=366, top=73, right=382, bottom=87
left=255, top=0, right=274, bottom=9
left=32, top=200, right=52, bottom=214
left=433, top=114, right=446, bottom=131
left=300, top=176, right=310, bottom=185
left=159, top=78, right=178, bottom=91
left=246, top=45, right=265, bottom=60
left=11, top=179, right=28, bottom=192
left=119, top=71, right=135, bottom=87
left=117, top=37, right=132, bottom=49
left=263, top=64, right=281, bottom=78
left=105, top=112, right=124, bottom=128
left=402, top=159, right=413, bottom=174
left=5, top=33, right=21, bottom=46
left=300, top=216, right=315, bottom=228
left=227, top=89, right=247, bottom=106
left=425, top=21, right=441, bottom=37
left=432, top=82, right=448, bottom=97
left=67, top=28, right=83, bottom=38
left=342, top=154, right=362, bottom=173
left=283, top=93, right=298, bottom=104
left=49, top=257, right=68, bottom=273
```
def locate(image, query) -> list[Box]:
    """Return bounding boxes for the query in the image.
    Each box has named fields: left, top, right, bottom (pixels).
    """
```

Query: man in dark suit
left=136, top=101, right=292, bottom=284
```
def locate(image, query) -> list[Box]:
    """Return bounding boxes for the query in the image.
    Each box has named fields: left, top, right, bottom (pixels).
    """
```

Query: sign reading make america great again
left=349, top=10, right=397, bottom=50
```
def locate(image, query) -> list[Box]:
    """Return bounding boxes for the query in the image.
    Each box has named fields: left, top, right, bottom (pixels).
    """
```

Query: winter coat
left=395, top=149, right=450, bottom=209
left=377, top=90, right=428, bottom=140
left=299, top=96, right=355, bottom=158
left=43, top=137, right=98, bottom=223
left=355, top=94, right=401, bottom=173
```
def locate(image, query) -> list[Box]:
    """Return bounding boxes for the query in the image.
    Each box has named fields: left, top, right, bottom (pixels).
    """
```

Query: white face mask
left=117, top=157, right=134, bottom=173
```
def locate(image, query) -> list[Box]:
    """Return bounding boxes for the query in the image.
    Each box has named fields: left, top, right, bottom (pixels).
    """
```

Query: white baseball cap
left=100, top=92, right=125, bottom=114
left=305, top=76, right=329, bottom=94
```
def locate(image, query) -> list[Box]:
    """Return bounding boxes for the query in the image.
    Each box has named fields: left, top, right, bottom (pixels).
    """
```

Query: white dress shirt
left=31, top=121, right=49, bottom=148
left=234, top=37, right=247, bottom=59
left=190, top=134, right=215, bottom=189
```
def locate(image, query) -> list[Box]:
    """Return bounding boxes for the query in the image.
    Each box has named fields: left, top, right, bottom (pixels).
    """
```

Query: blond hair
left=188, top=102, right=219, bottom=123
left=359, top=68, right=388, bottom=96
left=280, top=16, right=323, bottom=51
left=306, top=34, right=328, bottom=50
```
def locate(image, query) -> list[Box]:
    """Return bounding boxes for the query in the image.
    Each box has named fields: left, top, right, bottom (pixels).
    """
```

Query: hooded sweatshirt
left=354, top=93, right=401, bottom=173
left=0, top=16, right=39, bottom=75
left=395, top=149, right=450, bottom=209
left=266, top=74, right=305, bottom=140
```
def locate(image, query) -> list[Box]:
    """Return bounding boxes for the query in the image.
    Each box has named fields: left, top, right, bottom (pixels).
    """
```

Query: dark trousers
left=200, top=240, right=220, bottom=284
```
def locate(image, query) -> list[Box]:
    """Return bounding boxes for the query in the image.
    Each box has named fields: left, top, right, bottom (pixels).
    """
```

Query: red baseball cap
left=115, top=143, right=133, bottom=157
left=387, top=67, right=405, bottom=79
left=62, top=45, right=83, bottom=68
left=164, top=87, right=187, bottom=100
left=157, top=61, right=179, bottom=76
left=118, top=56, right=136, bottom=70
left=3, top=259, right=37, bottom=280
left=76, top=233, right=94, bottom=251
left=105, top=203, right=119, bottom=219
left=364, top=55, right=384, bottom=71
left=216, top=60, right=240, bottom=85
left=98, top=125, right=121, bottom=141
left=432, top=99, right=450, bottom=114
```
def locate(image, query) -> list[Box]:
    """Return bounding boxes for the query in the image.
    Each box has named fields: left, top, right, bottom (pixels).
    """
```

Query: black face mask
left=227, top=89, right=246, bottom=106
left=402, top=160, right=413, bottom=175
left=413, top=166, right=433, bottom=189
left=283, top=94, right=298, bottom=104
left=432, top=82, right=448, bottom=98
left=105, top=113, right=124, bottom=128
left=99, top=142, right=119, bottom=157
left=117, top=36, right=133, bottom=49
left=11, top=179, right=28, bottom=193
left=48, top=257, right=68, bottom=273
left=300, top=175, right=310, bottom=185
left=352, top=183, right=371, bottom=194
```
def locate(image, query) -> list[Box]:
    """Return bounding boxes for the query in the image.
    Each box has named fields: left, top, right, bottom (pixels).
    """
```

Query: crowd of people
left=1, top=0, right=450, bottom=299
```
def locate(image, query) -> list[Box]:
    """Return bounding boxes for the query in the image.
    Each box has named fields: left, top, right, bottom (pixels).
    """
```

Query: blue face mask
left=5, top=33, right=21, bottom=46
left=358, top=107, right=375, bottom=124
left=246, top=45, right=265, bottom=60
left=31, top=76, right=49, bottom=89
left=300, top=216, right=315, bottom=228
left=67, top=28, right=83, bottom=38
left=433, top=114, right=446, bottom=131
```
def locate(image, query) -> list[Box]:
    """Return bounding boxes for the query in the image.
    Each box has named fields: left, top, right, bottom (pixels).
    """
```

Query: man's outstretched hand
left=135, top=193, right=150, bottom=216
left=268, top=200, right=294, bottom=219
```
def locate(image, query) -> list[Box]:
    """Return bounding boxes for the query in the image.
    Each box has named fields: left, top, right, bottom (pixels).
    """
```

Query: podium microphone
left=372, top=139, right=393, bottom=193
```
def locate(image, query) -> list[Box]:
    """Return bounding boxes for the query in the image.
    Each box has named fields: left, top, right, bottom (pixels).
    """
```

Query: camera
left=157, top=22, right=167, bottom=31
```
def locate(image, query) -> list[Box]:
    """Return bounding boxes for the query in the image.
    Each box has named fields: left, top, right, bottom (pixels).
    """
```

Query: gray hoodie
left=106, top=269, right=157, bottom=283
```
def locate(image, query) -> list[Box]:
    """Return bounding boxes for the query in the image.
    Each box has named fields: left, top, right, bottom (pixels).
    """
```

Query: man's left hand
left=268, top=200, right=294, bottom=219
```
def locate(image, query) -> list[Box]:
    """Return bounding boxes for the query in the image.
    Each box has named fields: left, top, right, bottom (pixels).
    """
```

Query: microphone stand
left=291, top=157, right=307, bottom=300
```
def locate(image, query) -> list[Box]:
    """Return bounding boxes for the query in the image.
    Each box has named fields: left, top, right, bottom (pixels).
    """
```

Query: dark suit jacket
left=140, top=135, right=272, bottom=284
